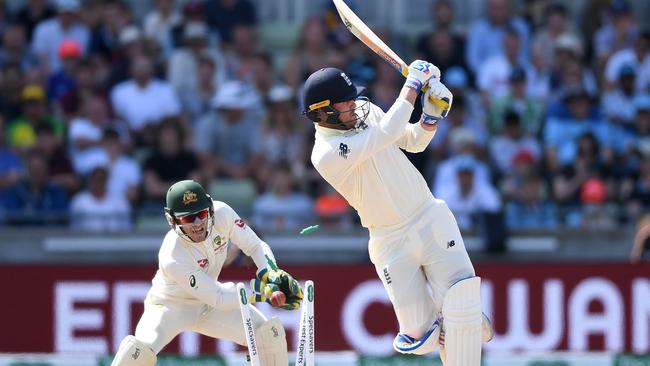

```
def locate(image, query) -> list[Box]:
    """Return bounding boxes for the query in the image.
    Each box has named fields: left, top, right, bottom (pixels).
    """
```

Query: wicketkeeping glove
left=421, top=79, right=453, bottom=125
left=250, top=267, right=303, bottom=310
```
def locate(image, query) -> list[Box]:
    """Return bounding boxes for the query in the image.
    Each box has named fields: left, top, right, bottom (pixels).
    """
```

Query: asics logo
left=413, top=63, right=430, bottom=74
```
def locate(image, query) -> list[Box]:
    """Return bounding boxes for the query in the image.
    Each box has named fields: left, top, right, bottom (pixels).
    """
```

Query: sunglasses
left=176, top=208, right=210, bottom=225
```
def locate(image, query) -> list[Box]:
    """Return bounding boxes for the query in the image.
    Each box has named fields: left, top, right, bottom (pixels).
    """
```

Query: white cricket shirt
left=311, top=99, right=436, bottom=229
left=146, top=200, right=275, bottom=309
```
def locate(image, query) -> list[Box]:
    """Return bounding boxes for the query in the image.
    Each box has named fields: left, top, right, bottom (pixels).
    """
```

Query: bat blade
left=332, top=0, right=449, bottom=110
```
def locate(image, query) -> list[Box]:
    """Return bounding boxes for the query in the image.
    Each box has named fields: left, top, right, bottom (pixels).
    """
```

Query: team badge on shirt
left=339, top=143, right=350, bottom=159
left=212, top=235, right=227, bottom=254
left=182, top=191, right=198, bottom=205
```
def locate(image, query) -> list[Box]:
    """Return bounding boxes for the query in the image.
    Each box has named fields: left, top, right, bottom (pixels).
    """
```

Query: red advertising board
left=1, top=263, right=649, bottom=355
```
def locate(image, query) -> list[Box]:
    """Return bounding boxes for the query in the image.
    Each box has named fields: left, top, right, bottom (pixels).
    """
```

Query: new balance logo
left=447, top=240, right=455, bottom=249
left=383, top=267, right=392, bottom=284
left=339, top=143, right=350, bottom=159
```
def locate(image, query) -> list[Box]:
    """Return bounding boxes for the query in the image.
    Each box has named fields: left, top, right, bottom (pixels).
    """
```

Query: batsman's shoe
left=393, top=318, right=442, bottom=355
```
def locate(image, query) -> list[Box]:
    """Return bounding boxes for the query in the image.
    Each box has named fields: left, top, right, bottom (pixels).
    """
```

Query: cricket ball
left=270, top=291, right=286, bottom=307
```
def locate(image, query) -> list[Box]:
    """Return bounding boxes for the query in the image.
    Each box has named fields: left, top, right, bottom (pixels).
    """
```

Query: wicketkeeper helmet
left=164, top=180, right=215, bottom=242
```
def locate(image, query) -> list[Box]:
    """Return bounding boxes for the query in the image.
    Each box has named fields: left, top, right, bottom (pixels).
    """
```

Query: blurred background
left=0, top=0, right=649, bottom=364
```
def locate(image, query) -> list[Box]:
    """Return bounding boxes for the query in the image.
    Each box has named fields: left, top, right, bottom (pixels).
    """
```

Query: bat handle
left=422, top=83, right=450, bottom=110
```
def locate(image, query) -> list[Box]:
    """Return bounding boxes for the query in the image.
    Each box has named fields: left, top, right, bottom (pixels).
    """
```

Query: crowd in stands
left=0, top=0, right=648, bottom=234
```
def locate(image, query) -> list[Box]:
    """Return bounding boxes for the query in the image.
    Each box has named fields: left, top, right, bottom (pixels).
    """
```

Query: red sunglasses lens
left=177, top=209, right=209, bottom=224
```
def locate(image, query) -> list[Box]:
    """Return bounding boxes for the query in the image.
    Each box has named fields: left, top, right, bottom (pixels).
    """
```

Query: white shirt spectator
left=478, top=56, right=534, bottom=99
left=466, top=18, right=530, bottom=74
left=70, top=191, right=131, bottom=232
left=605, top=48, right=650, bottom=92
left=106, top=156, right=142, bottom=201
left=252, top=192, right=314, bottom=231
left=143, top=9, right=181, bottom=58
left=31, top=18, right=89, bottom=72
left=433, top=154, right=492, bottom=202
left=168, top=48, right=225, bottom=96
left=68, top=117, right=107, bottom=175
left=110, top=79, right=181, bottom=131
left=601, top=89, right=638, bottom=125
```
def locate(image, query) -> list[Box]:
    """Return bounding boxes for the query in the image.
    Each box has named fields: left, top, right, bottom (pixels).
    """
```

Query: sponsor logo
left=447, top=240, right=455, bottom=249
left=239, top=288, right=247, bottom=305
left=308, top=284, right=314, bottom=302
left=131, top=347, right=140, bottom=359
left=245, top=317, right=257, bottom=355
left=308, top=315, right=315, bottom=353
left=189, top=275, right=196, bottom=288
left=383, top=267, right=392, bottom=285
left=197, top=259, right=208, bottom=268
left=340, top=72, right=353, bottom=86
left=182, top=191, right=198, bottom=205
left=271, top=326, right=279, bottom=337
left=235, top=219, right=246, bottom=228
left=339, top=143, right=350, bottom=159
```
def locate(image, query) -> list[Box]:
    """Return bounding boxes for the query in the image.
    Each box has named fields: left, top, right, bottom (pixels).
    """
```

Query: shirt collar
left=314, top=123, right=349, bottom=137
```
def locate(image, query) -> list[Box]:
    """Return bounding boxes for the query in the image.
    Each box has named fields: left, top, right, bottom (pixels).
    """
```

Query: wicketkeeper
left=111, top=180, right=303, bottom=366
left=305, top=62, right=494, bottom=365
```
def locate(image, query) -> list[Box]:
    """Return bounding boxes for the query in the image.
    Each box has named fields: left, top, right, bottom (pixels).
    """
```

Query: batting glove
left=250, top=267, right=303, bottom=310
left=421, top=79, right=453, bottom=125
left=405, top=60, right=440, bottom=92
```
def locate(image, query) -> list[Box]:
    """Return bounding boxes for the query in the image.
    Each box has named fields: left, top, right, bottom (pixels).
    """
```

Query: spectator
left=143, top=118, right=201, bottom=208
left=259, top=85, right=305, bottom=180
left=544, top=88, right=610, bottom=172
left=503, top=151, right=558, bottom=229
left=548, top=34, right=599, bottom=103
left=106, top=25, right=147, bottom=88
left=489, top=111, right=541, bottom=175
left=222, top=23, right=260, bottom=83
left=35, top=122, right=79, bottom=193
left=630, top=214, right=650, bottom=263
left=0, top=64, right=25, bottom=121
left=6, top=84, right=64, bottom=152
left=205, top=0, right=258, bottom=45
left=58, top=58, right=106, bottom=117
left=477, top=27, right=531, bottom=102
left=194, top=81, right=264, bottom=181
left=366, top=59, right=402, bottom=112
left=0, top=150, right=68, bottom=225
left=68, top=94, right=115, bottom=175
left=465, top=0, right=530, bottom=75
left=428, top=96, right=488, bottom=160
left=443, top=66, right=486, bottom=127
left=167, top=21, right=225, bottom=105
left=110, top=54, right=181, bottom=145
left=314, top=185, right=353, bottom=230
left=47, top=39, right=81, bottom=103
left=415, top=1, right=468, bottom=76
left=435, top=156, right=501, bottom=230
left=250, top=50, right=281, bottom=101
left=88, top=0, right=133, bottom=60
left=489, top=66, right=543, bottom=135
left=143, top=0, right=181, bottom=58
left=70, top=166, right=131, bottom=232
left=602, top=65, right=639, bottom=126
left=12, top=0, right=56, bottom=41
left=531, top=3, right=579, bottom=71
left=252, top=165, right=314, bottom=231
left=284, top=17, right=341, bottom=91
left=179, top=56, right=220, bottom=124
left=576, top=177, right=617, bottom=229
left=604, top=30, right=650, bottom=92
left=0, top=24, right=39, bottom=71
left=31, top=0, right=90, bottom=73
left=593, top=0, right=638, bottom=69
left=101, top=128, right=141, bottom=205
left=0, top=116, right=23, bottom=193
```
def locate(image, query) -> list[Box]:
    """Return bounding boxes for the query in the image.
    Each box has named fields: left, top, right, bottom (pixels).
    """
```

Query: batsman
left=305, top=62, right=493, bottom=365
left=111, top=180, right=303, bottom=366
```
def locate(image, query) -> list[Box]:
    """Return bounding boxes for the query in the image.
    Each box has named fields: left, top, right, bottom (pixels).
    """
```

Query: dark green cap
left=165, top=180, right=212, bottom=216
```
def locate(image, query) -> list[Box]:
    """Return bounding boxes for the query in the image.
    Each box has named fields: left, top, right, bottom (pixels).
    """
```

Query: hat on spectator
left=119, top=26, right=142, bottom=46
left=456, top=155, right=477, bottom=172
left=581, top=178, right=606, bottom=204
left=58, top=39, right=81, bottom=59
left=268, top=85, right=294, bottom=103
left=633, top=93, right=650, bottom=111
left=183, top=22, right=209, bottom=40
left=618, top=64, right=636, bottom=79
left=21, top=84, right=45, bottom=102
left=512, top=149, right=536, bottom=165
left=55, top=0, right=80, bottom=12
left=449, top=128, right=476, bottom=151
left=563, top=86, right=593, bottom=103
left=509, top=66, right=527, bottom=83
left=444, top=66, right=468, bottom=89
left=555, top=33, right=583, bottom=56
left=211, top=81, right=260, bottom=110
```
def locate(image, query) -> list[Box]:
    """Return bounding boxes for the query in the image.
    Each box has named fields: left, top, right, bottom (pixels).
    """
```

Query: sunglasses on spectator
left=176, top=208, right=210, bottom=225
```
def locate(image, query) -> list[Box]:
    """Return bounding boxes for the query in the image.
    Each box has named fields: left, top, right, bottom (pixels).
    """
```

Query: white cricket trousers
left=368, top=198, right=475, bottom=339
left=134, top=298, right=267, bottom=354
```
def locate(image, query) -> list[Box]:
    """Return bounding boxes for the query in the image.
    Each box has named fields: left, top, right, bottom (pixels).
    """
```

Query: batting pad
left=110, top=335, right=156, bottom=366
left=441, top=277, right=483, bottom=366
left=255, top=317, right=288, bottom=365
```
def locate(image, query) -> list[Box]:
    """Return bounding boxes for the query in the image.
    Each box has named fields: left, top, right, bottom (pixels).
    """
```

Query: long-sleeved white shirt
left=146, top=200, right=275, bottom=310
left=311, top=99, right=436, bottom=229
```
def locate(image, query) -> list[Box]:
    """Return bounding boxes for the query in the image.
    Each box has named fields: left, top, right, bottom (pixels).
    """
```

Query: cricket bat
left=332, top=0, right=449, bottom=110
